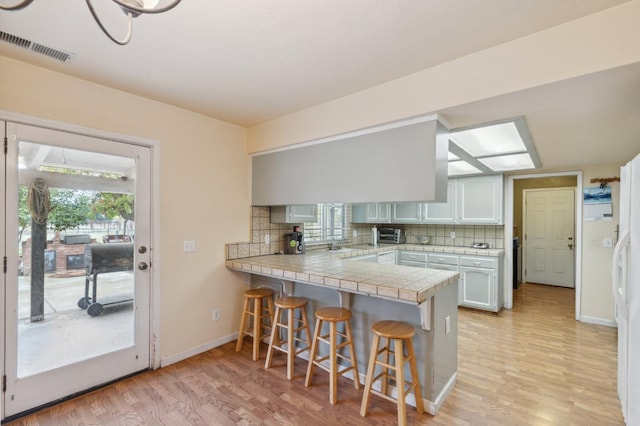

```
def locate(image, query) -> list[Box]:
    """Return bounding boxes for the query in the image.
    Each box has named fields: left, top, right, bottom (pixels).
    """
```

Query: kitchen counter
left=225, top=243, right=466, bottom=415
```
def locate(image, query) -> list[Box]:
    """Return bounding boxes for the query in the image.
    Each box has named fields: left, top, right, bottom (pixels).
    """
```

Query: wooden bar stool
left=360, top=320, right=424, bottom=426
left=264, top=296, right=311, bottom=380
left=305, top=307, right=360, bottom=404
left=235, top=288, right=275, bottom=361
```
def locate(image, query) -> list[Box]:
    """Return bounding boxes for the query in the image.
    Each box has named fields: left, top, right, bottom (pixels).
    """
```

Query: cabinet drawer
left=399, top=251, right=428, bottom=263
left=427, top=253, right=459, bottom=266
left=459, top=256, right=496, bottom=269
left=399, top=260, right=427, bottom=268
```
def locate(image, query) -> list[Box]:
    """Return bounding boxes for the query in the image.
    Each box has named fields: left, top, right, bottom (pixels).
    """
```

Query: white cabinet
left=270, top=204, right=318, bottom=223
left=423, top=180, right=456, bottom=224
left=377, top=250, right=397, bottom=264
left=351, top=203, right=391, bottom=223
left=350, top=253, right=378, bottom=263
left=458, top=256, right=503, bottom=312
left=391, top=203, right=422, bottom=223
left=423, top=175, right=503, bottom=224
left=457, top=175, right=503, bottom=224
left=398, top=251, right=428, bottom=268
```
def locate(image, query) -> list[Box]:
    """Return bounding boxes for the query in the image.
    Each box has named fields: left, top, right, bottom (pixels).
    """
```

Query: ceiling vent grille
left=0, top=31, right=76, bottom=63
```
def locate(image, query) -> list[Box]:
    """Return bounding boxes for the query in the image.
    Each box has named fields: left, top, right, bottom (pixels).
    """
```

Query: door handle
left=568, top=244, right=573, bottom=250
left=138, top=262, right=149, bottom=271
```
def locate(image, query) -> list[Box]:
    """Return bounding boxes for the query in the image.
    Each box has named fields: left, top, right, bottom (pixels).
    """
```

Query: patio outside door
left=2, top=122, right=152, bottom=418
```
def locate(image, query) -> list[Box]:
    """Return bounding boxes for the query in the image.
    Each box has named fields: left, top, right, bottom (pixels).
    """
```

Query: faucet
left=331, top=238, right=348, bottom=250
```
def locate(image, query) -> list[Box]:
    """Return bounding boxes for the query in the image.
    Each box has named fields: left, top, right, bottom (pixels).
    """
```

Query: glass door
left=3, top=122, right=152, bottom=418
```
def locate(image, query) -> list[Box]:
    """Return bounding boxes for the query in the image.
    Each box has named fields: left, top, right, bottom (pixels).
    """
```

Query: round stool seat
left=371, top=320, right=415, bottom=339
left=244, top=288, right=274, bottom=298
left=275, top=296, right=308, bottom=309
left=315, top=307, right=352, bottom=322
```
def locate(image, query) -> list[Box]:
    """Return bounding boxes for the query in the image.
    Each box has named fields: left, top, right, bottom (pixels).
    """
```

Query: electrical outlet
left=264, top=234, right=270, bottom=244
left=353, top=229, right=358, bottom=238
left=450, top=232, right=456, bottom=239
left=603, top=237, right=613, bottom=248
left=445, top=315, right=451, bottom=335
left=212, top=308, right=220, bottom=321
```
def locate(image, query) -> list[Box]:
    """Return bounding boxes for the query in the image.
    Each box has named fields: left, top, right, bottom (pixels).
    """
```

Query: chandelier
left=0, top=0, right=183, bottom=45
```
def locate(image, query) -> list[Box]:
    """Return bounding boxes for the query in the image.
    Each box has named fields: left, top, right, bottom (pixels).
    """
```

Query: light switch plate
left=603, top=237, right=613, bottom=248
left=184, top=240, right=196, bottom=252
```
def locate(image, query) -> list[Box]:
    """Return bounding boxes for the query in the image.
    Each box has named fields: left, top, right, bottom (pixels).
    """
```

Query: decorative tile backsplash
left=226, top=206, right=506, bottom=260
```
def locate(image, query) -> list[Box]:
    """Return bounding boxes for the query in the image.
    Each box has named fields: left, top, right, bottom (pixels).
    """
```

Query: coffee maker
left=284, top=230, right=304, bottom=255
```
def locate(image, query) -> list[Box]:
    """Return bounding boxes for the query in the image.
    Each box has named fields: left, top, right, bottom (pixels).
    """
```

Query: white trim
left=579, top=315, right=617, bottom=328
left=505, top=171, right=583, bottom=319
left=160, top=333, right=238, bottom=367
left=252, top=113, right=442, bottom=156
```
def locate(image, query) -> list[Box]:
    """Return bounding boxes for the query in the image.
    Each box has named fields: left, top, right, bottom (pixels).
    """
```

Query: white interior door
left=524, top=188, right=575, bottom=287
left=2, top=122, right=152, bottom=418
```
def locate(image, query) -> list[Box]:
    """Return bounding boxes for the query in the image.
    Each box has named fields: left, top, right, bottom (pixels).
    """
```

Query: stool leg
left=329, top=320, right=337, bottom=404
left=252, top=297, right=261, bottom=361
left=265, top=296, right=275, bottom=343
left=300, top=307, right=311, bottom=349
left=360, top=333, right=380, bottom=417
left=235, top=296, right=250, bottom=352
left=394, top=338, right=407, bottom=426
left=265, top=306, right=281, bottom=369
left=381, top=337, right=391, bottom=396
left=407, top=337, right=424, bottom=414
left=286, top=307, right=295, bottom=380
left=344, top=319, right=360, bottom=389
left=305, top=317, right=322, bottom=387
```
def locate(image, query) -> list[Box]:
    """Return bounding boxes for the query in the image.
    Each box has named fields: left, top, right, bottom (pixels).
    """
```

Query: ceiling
left=1, top=0, right=639, bottom=173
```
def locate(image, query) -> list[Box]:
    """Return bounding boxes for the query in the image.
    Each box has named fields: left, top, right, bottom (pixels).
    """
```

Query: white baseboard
left=579, top=315, right=617, bottom=328
left=160, top=332, right=238, bottom=367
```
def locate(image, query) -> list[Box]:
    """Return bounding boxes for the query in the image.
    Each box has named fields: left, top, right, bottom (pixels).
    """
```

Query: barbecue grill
left=78, top=243, right=134, bottom=316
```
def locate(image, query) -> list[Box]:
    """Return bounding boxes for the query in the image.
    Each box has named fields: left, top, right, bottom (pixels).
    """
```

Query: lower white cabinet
left=398, top=251, right=428, bottom=268
left=458, top=256, right=503, bottom=312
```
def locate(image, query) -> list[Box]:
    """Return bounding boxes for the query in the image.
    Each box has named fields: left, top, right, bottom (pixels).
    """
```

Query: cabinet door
left=351, top=203, right=376, bottom=223
left=459, top=266, right=495, bottom=311
left=289, top=204, right=318, bottom=222
left=457, top=175, right=503, bottom=224
left=378, top=203, right=391, bottom=222
left=424, top=180, right=456, bottom=223
left=391, top=203, right=422, bottom=223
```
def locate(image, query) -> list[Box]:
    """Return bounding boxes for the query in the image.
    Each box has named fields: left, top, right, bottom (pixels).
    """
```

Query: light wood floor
left=6, top=283, right=624, bottom=425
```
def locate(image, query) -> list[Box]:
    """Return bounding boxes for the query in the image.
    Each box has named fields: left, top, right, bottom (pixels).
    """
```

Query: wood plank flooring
left=6, top=283, right=624, bottom=425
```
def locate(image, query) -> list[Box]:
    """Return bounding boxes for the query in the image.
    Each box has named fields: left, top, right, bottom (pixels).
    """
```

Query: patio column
left=27, top=177, right=50, bottom=322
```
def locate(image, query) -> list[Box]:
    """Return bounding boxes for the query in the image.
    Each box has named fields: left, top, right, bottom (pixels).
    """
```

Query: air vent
left=0, top=31, right=76, bottom=63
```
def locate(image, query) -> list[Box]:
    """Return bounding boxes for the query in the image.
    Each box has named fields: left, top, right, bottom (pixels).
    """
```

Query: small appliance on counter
left=378, top=228, right=405, bottom=244
left=284, top=231, right=305, bottom=254
left=471, top=242, right=490, bottom=249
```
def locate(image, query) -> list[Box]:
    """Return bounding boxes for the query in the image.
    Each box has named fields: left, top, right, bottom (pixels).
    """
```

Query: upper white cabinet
left=352, top=174, right=503, bottom=225
left=352, top=203, right=391, bottom=223
left=424, top=175, right=503, bottom=225
left=456, top=175, right=503, bottom=224
left=423, top=180, right=457, bottom=224
left=392, top=203, right=422, bottom=223
left=270, top=204, right=318, bottom=223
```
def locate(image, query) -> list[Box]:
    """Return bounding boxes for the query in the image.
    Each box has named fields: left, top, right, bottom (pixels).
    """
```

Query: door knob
left=568, top=236, right=573, bottom=241
left=568, top=244, right=573, bottom=250
left=138, top=262, right=149, bottom=271
left=138, top=246, right=147, bottom=254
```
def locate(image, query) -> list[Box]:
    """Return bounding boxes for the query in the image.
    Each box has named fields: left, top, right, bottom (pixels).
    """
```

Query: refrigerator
left=612, top=152, right=640, bottom=425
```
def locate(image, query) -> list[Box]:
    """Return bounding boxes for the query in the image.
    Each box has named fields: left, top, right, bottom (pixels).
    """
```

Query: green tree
left=47, top=189, right=93, bottom=233
left=92, top=193, right=134, bottom=237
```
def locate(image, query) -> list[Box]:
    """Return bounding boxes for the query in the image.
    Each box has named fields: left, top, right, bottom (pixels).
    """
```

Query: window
left=304, top=203, right=346, bottom=243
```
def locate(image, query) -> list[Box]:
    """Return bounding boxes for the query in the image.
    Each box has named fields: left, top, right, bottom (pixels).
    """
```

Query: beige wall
left=247, top=0, right=640, bottom=153
left=0, top=55, right=251, bottom=361
left=581, top=165, right=621, bottom=322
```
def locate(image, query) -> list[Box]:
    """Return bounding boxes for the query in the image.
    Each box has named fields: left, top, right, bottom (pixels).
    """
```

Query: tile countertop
left=223, top=244, right=501, bottom=305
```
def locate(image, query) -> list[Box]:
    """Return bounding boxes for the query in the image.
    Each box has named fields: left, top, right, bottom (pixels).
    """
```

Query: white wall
left=0, top=55, right=251, bottom=361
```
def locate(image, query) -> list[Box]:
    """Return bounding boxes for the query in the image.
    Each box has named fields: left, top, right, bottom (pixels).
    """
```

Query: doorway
left=504, top=172, right=581, bottom=314
left=2, top=119, right=155, bottom=418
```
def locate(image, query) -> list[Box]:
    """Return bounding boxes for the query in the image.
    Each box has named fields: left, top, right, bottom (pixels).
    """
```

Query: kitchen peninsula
left=225, top=244, right=462, bottom=415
